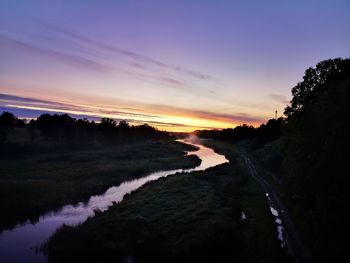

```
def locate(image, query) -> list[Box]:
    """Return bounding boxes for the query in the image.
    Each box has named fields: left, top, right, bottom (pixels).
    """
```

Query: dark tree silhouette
left=196, top=118, right=283, bottom=145
left=282, top=58, right=350, bottom=262
left=0, top=111, right=25, bottom=127
left=0, top=112, right=16, bottom=127
left=0, top=112, right=27, bottom=144
left=0, top=111, right=169, bottom=150
left=99, top=118, right=117, bottom=130
left=117, top=120, right=129, bottom=129
left=284, top=58, right=350, bottom=118
left=36, top=113, right=76, bottom=141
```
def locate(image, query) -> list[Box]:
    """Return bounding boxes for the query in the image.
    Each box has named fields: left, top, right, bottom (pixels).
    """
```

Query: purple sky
left=1, top=0, right=349, bottom=131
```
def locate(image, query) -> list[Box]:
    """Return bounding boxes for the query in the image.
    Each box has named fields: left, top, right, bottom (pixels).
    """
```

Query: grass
left=46, top=140, right=291, bottom=263
left=0, top=137, right=200, bottom=232
left=201, top=140, right=293, bottom=260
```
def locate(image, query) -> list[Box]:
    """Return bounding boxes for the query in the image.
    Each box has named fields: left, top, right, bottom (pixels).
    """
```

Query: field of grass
left=46, top=141, right=290, bottom=263
left=0, top=134, right=200, bottom=232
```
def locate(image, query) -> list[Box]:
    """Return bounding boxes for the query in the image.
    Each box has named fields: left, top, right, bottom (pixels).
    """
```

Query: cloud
left=158, top=77, right=185, bottom=87
left=3, top=21, right=215, bottom=93
left=0, top=93, right=264, bottom=130
left=0, top=93, right=57, bottom=105
left=269, top=93, right=289, bottom=104
left=36, top=21, right=214, bottom=81
left=0, top=93, right=159, bottom=120
left=148, top=103, right=264, bottom=124
left=0, top=34, right=112, bottom=73
left=130, top=62, right=146, bottom=69
left=0, top=33, right=190, bottom=89
left=192, top=110, right=262, bottom=123
left=101, top=44, right=212, bottom=81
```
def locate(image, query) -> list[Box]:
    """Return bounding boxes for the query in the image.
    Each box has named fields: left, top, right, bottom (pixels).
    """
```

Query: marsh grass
left=46, top=141, right=290, bottom=263
left=0, top=139, right=199, bottom=232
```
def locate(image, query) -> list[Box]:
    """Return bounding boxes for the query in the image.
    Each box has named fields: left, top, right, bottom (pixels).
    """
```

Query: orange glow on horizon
left=5, top=101, right=263, bottom=132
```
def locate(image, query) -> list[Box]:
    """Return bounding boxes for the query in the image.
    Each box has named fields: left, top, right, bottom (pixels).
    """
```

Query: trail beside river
left=241, top=152, right=313, bottom=263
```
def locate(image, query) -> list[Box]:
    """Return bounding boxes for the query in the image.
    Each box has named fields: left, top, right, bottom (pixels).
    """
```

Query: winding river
left=0, top=139, right=228, bottom=263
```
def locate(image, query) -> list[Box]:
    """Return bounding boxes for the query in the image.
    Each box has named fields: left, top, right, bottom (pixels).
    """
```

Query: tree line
left=0, top=112, right=168, bottom=146
left=195, top=118, right=283, bottom=147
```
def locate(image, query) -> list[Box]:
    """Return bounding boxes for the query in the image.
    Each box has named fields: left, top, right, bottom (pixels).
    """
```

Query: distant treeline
left=196, top=58, right=350, bottom=146
left=0, top=112, right=168, bottom=146
left=198, top=57, right=350, bottom=261
left=195, top=118, right=283, bottom=147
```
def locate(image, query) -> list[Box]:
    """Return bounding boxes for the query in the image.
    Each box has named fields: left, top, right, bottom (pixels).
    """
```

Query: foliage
left=0, top=111, right=25, bottom=127
left=0, top=112, right=169, bottom=154
left=282, top=58, right=350, bottom=262
left=32, top=113, right=168, bottom=144
left=284, top=58, right=350, bottom=118
left=196, top=118, right=283, bottom=145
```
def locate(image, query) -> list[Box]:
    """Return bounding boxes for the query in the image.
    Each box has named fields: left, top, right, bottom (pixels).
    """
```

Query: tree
left=36, top=113, right=76, bottom=140
left=117, top=120, right=129, bottom=130
left=99, top=118, right=116, bottom=130
left=284, top=58, right=350, bottom=118
left=0, top=112, right=16, bottom=127
left=282, top=58, right=350, bottom=261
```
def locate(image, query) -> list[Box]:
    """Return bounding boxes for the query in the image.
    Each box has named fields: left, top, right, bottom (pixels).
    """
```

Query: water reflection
left=266, top=193, right=287, bottom=249
left=0, top=140, right=228, bottom=263
left=240, top=211, right=247, bottom=221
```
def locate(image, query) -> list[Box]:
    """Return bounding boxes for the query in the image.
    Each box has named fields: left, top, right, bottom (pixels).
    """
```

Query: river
left=0, top=139, right=228, bottom=263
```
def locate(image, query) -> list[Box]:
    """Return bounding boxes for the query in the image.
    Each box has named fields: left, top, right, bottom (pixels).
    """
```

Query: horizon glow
left=1, top=0, right=349, bottom=131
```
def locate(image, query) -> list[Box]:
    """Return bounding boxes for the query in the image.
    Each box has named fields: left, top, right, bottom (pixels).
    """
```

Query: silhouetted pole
left=275, top=110, right=277, bottom=119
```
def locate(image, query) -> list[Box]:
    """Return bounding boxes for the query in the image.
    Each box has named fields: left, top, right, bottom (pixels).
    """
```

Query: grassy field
left=46, top=140, right=291, bottom=263
left=0, top=134, right=200, bottom=232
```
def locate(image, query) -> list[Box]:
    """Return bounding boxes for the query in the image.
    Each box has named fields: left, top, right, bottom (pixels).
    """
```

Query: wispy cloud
left=0, top=93, right=159, bottom=120
left=38, top=21, right=214, bottom=81
left=147, top=103, right=264, bottom=124
left=0, top=34, right=112, bottom=73
left=269, top=93, right=289, bottom=104
left=2, top=20, right=217, bottom=93
left=0, top=32, right=188, bottom=89
left=0, top=93, right=264, bottom=130
left=0, top=93, right=57, bottom=105
left=158, top=77, right=184, bottom=87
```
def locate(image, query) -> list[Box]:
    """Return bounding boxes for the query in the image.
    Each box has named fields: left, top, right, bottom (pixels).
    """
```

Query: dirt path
left=241, top=152, right=313, bottom=263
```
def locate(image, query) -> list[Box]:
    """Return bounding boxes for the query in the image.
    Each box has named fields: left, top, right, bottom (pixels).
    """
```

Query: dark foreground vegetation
left=46, top=150, right=290, bottom=263
left=197, top=58, right=350, bottom=262
left=0, top=113, right=200, bottom=232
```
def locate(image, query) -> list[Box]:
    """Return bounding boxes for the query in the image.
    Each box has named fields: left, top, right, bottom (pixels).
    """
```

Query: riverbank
left=202, top=139, right=313, bottom=262
left=46, top=140, right=290, bottom=263
left=0, top=139, right=200, bottom=232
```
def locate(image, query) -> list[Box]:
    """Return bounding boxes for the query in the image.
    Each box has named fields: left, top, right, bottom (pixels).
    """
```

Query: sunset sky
left=1, top=0, right=349, bottom=131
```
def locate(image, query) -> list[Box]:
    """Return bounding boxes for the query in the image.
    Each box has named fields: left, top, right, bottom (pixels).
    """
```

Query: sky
left=0, top=0, right=349, bottom=131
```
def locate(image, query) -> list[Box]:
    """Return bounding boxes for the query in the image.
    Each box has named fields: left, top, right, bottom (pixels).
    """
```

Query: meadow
left=0, top=127, right=200, bottom=232
left=45, top=142, right=290, bottom=263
